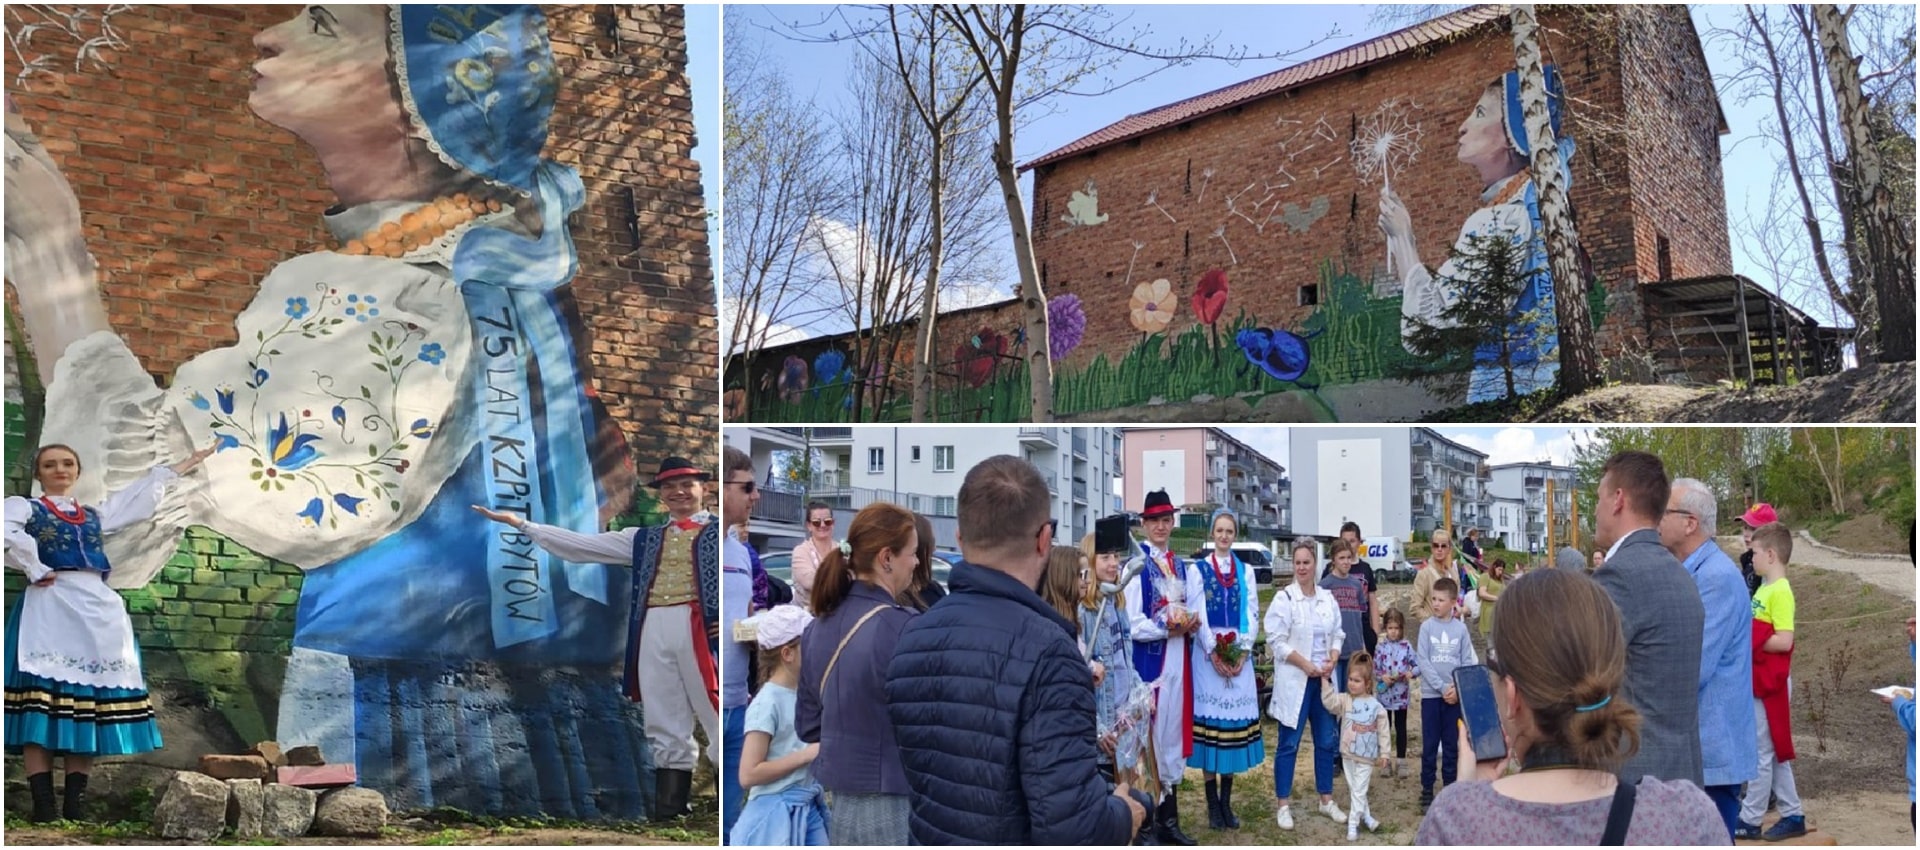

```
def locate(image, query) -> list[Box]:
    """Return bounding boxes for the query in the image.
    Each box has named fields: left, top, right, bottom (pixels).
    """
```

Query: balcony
left=1071, top=432, right=1088, bottom=457
left=770, top=427, right=806, bottom=438
left=1040, top=469, right=1059, bottom=494
left=751, top=486, right=805, bottom=525
left=810, top=469, right=852, bottom=492
left=811, top=427, right=853, bottom=442
left=1019, top=427, right=1058, bottom=447
left=1073, top=479, right=1088, bottom=501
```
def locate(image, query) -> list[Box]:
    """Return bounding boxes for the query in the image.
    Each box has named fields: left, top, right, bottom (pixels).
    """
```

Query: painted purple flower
left=1048, top=294, right=1087, bottom=361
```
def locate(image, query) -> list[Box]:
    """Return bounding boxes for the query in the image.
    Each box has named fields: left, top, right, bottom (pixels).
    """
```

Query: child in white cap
left=730, top=605, right=828, bottom=845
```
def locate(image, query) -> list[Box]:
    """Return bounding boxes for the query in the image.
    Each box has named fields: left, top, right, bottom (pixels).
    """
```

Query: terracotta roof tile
left=1021, top=5, right=1506, bottom=171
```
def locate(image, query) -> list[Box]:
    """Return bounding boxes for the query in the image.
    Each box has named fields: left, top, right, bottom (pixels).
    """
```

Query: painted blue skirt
left=3, top=595, right=161, bottom=756
left=729, top=783, right=829, bottom=846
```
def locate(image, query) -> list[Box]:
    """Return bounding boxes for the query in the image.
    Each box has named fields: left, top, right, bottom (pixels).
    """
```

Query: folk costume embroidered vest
left=27, top=499, right=109, bottom=574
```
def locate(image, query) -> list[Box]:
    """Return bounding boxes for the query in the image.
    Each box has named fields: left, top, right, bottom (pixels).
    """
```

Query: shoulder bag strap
left=819, top=604, right=890, bottom=699
left=1599, top=777, right=1638, bottom=846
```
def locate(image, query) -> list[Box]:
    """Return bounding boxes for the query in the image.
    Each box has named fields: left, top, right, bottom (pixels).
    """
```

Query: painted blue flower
left=332, top=493, right=366, bottom=516
left=267, top=412, right=324, bottom=471
left=364, top=296, right=377, bottom=304
left=813, top=349, right=846, bottom=388
left=409, top=418, right=434, bottom=439
left=215, top=385, right=236, bottom=415
left=191, top=392, right=211, bottom=411
left=214, top=433, right=241, bottom=452
left=347, top=294, right=360, bottom=303
left=246, top=368, right=270, bottom=389
left=297, top=498, right=325, bottom=527
left=285, top=297, right=310, bottom=319
left=418, top=343, right=446, bottom=365
left=331, top=405, right=347, bottom=428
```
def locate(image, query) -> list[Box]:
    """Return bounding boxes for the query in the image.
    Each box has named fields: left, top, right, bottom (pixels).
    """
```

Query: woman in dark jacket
left=905, top=512, right=946, bottom=611
left=796, top=502, right=919, bottom=845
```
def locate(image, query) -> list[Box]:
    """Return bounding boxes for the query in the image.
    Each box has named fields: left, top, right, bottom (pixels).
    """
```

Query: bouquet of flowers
left=1153, top=572, right=1193, bottom=631
left=1102, top=681, right=1158, bottom=781
left=1213, top=629, right=1245, bottom=667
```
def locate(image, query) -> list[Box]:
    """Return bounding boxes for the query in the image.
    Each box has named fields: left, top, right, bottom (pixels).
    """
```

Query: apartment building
left=1289, top=427, right=1491, bottom=541
left=1121, top=428, right=1288, bottom=535
left=1487, top=461, right=1580, bottom=554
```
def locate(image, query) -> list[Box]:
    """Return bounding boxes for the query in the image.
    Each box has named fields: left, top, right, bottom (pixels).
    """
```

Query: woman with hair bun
left=1415, top=568, right=1726, bottom=845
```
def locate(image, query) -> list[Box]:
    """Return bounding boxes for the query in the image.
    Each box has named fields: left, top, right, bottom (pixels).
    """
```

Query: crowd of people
left=710, top=445, right=1916, bottom=847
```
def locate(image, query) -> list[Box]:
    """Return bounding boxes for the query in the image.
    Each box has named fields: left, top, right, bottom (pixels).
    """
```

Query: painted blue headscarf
left=1500, top=64, right=1576, bottom=187
left=392, top=5, right=606, bottom=644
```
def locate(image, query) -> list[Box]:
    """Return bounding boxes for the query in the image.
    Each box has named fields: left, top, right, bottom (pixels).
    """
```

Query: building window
left=934, top=445, right=955, bottom=472
left=907, top=494, right=924, bottom=512
left=911, top=445, right=921, bottom=463
left=1299, top=284, right=1319, bottom=306
left=1656, top=234, right=1672, bottom=281
left=868, top=447, right=885, bottom=474
left=934, top=495, right=957, bottom=517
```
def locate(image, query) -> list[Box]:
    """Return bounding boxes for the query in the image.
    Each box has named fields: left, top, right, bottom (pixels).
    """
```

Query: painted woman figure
left=4, top=6, right=644, bottom=817
left=1185, top=508, right=1262, bottom=831
left=5, top=443, right=211, bottom=822
left=1379, top=66, right=1575, bottom=403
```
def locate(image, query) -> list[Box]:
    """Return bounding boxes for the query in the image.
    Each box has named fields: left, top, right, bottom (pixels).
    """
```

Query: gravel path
left=1716, top=533, right=1914, bottom=601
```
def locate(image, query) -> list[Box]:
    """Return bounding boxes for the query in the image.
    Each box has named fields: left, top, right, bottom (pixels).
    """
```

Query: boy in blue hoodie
left=1889, top=617, right=1916, bottom=829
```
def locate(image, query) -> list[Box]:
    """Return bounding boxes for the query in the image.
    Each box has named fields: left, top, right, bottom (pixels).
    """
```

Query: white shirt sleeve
left=96, top=467, right=179, bottom=535
left=522, top=523, right=639, bottom=566
left=3, top=497, right=51, bottom=583
left=1265, top=587, right=1297, bottom=664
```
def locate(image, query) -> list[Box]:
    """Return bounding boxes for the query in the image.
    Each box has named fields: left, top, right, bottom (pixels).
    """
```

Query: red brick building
left=1021, top=4, right=1747, bottom=418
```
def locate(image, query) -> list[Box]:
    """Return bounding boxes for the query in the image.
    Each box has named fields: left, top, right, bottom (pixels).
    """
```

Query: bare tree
left=1812, top=3, right=1915, bottom=362
left=1510, top=5, right=1601, bottom=394
left=722, top=22, right=839, bottom=375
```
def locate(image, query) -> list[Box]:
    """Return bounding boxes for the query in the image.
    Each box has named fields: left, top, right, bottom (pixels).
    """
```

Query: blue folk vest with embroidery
left=26, top=501, right=109, bottom=574
left=1132, top=543, right=1181, bottom=682
left=1200, top=552, right=1246, bottom=639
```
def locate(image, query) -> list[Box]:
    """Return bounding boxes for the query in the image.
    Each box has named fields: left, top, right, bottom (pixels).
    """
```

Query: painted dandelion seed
left=8, top=3, right=131, bottom=87
left=1144, top=189, right=1176, bottom=223
left=1211, top=224, right=1237, bottom=266
left=1123, top=240, right=1146, bottom=287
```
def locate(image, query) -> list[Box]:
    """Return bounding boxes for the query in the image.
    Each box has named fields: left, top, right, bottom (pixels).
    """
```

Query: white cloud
left=720, top=297, right=817, bottom=356
left=1445, top=427, right=1581, bottom=467
left=939, top=279, right=1014, bottom=312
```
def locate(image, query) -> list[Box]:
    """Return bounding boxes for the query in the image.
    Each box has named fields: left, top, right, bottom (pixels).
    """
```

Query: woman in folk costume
left=1079, top=515, right=1144, bottom=784
left=6, top=442, right=213, bottom=822
left=1380, top=65, right=1579, bottom=403
left=1186, top=507, right=1263, bottom=831
left=1123, top=489, right=1198, bottom=846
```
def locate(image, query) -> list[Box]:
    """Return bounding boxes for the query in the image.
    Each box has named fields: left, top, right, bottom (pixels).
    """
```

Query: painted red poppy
left=1192, top=268, right=1229, bottom=326
left=955, top=327, right=1007, bottom=388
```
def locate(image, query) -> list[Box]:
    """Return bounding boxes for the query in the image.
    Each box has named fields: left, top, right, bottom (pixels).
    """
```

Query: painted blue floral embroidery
left=285, top=297, right=311, bottom=319
left=191, top=392, right=211, bottom=411
left=418, top=343, right=447, bottom=365
left=297, top=498, right=326, bottom=527
left=332, top=493, right=366, bottom=516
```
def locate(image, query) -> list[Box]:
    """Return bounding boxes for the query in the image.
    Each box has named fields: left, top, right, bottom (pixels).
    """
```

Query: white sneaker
left=1320, top=800, right=1347, bottom=823
left=1346, top=822, right=1358, bottom=841
left=1364, top=813, right=1381, bottom=832
left=1275, top=805, right=1294, bottom=830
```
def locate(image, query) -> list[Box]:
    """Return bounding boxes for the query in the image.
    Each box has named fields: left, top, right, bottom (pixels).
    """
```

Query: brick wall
left=3, top=4, right=711, bottom=818
left=1027, top=7, right=1730, bottom=387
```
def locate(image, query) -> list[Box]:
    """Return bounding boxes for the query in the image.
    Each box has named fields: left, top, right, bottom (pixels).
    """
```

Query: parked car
left=758, top=550, right=954, bottom=595
left=1190, top=542, right=1276, bottom=585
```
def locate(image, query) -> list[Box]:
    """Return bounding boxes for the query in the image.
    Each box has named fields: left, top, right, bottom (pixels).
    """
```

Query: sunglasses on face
left=728, top=479, right=756, bottom=493
left=810, top=519, right=834, bottom=529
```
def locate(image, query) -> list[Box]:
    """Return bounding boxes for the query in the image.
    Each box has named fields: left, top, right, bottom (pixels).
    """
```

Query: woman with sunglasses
left=792, top=502, right=837, bottom=612
left=1413, top=530, right=1466, bottom=631
left=1416, top=569, right=1724, bottom=845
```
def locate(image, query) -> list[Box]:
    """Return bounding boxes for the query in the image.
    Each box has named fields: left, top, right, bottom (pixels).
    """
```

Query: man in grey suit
left=1588, top=451, right=1706, bottom=786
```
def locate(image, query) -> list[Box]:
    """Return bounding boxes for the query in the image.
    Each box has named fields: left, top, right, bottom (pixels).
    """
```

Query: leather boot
left=28, top=772, right=56, bottom=824
left=651, top=768, right=693, bottom=821
left=62, top=773, right=89, bottom=822
left=1203, top=776, right=1224, bottom=829
left=1219, top=774, right=1240, bottom=829
left=1157, top=793, right=1196, bottom=846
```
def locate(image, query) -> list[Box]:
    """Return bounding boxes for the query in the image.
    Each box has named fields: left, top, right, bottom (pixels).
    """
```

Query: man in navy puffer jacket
left=887, top=455, right=1148, bottom=844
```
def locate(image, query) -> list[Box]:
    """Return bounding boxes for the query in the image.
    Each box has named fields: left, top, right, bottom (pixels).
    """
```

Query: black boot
left=1219, top=774, right=1240, bottom=829
left=651, top=768, right=692, bottom=821
left=61, top=773, right=88, bottom=822
left=27, top=772, right=56, bottom=824
left=1157, top=793, right=1196, bottom=846
left=1203, top=776, right=1224, bottom=829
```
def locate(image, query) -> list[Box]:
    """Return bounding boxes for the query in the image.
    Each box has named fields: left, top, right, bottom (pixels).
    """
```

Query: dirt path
left=1780, top=533, right=1914, bottom=601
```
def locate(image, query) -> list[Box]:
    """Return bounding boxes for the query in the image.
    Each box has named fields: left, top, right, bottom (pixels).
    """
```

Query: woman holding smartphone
left=1415, top=569, right=1725, bottom=845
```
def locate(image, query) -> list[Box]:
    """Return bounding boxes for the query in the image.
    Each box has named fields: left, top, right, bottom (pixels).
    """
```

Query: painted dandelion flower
left=1351, top=100, right=1424, bottom=191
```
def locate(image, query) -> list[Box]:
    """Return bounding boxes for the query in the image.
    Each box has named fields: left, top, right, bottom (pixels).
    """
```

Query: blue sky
left=687, top=4, right=719, bottom=253
left=727, top=3, right=1875, bottom=338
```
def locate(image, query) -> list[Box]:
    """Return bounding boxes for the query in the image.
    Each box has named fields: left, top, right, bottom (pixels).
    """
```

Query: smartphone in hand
left=1453, top=664, right=1507, bottom=762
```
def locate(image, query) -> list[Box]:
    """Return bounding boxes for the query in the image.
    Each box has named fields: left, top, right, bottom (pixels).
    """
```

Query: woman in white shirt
left=791, top=502, right=837, bottom=611
left=1263, top=538, right=1346, bottom=831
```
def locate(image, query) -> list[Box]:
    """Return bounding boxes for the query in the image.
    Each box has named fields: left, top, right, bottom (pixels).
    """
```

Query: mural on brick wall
left=4, top=5, right=662, bottom=818
left=1034, top=66, right=1596, bottom=419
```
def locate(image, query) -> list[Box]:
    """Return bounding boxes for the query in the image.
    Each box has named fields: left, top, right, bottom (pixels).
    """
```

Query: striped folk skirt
left=4, top=590, right=161, bottom=756
left=1190, top=651, right=1263, bottom=775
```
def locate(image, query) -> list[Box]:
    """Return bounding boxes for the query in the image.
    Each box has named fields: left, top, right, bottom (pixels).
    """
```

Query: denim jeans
left=1272, top=676, right=1338, bottom=800
left=1420, top=697, right=1461, bottom=791
left=721, top=704, right=747, bottom=843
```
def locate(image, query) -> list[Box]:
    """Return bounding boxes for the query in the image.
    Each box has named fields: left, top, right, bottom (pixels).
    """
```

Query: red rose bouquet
left=1214, top=630, right=1245, bottom=666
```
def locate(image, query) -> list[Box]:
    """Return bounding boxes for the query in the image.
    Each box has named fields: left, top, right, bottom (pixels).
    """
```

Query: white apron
left=16, top=571, right=144, bottom=689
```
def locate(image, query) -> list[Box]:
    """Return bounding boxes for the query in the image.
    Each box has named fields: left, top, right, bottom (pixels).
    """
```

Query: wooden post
left=1444, top=487, right=1453, bottom=542
left=1733, top=276, right=1755, bottom=385
left=1570, top=486, right=1580, bottom=548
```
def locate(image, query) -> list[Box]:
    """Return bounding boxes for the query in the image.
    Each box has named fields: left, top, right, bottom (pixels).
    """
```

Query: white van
left=1361, top=536, right=1416, bottom=583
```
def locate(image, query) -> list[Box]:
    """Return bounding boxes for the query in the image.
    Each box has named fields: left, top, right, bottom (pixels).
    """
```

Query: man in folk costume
left=474, top=456, right=720, bottom=821
left=1124, top=489, right=1199, bottom=846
